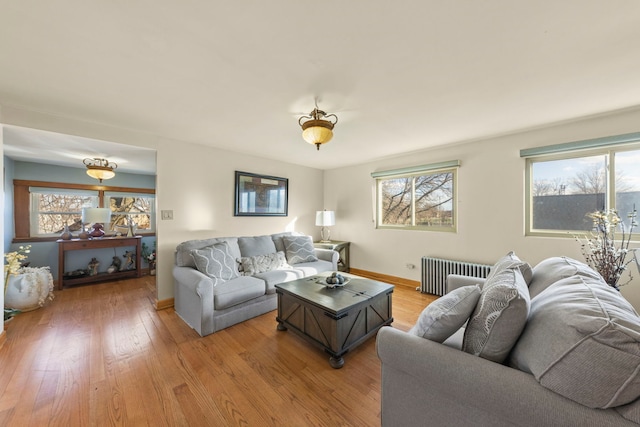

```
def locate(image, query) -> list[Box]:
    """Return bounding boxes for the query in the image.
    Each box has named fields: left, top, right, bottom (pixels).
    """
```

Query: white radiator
left=421, top=257, right=492, bottom=296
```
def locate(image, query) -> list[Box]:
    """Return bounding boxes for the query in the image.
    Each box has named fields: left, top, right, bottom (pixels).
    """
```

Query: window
left=105, top=192, right=156, bottom=232
left=13, top=180, right=156, bottom=240
left=523, top=133, right=640, bottom=236
left=372, top=161, right=458, bottom=231
left=30, top=188, right=98, bottom=237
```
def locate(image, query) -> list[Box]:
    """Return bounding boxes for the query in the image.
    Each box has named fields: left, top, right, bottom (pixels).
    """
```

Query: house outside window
left=523, top=134, right=640, bottom=237
left=372, top=161, right=458, bottom=232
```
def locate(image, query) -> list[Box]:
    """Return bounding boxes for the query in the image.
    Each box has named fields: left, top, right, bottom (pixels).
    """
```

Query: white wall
left=2, top=105, right=640, bottom=309
left=323, top=107, right=640, bottom=309
left=155, top=140, right=324, bottom=300
left=0, top=106, right=324, bottom=302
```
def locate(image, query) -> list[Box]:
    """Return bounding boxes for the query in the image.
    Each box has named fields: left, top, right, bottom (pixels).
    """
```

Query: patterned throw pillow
left=462, top=267, right=530, bottom=363
left=409, top=285, right=481, bottom=343
left=238, top=251, right=291, bottom=276
left=190, top=241, right=240, bottom=286
left=283, top=235, right=318, bottom=265
left=485, top=251, right=533, bottom=285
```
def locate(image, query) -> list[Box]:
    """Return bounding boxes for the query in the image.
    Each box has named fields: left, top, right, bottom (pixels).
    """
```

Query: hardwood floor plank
left=0, top=275, right=437, bottom=426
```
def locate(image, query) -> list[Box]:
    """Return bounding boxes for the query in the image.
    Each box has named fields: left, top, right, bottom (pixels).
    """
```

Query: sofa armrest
left=446, top=274, right=486, bottom=293
left=314, top=248, right=339, bottom=270
left=173, top=265, right=215, bottom=336
left=376, top=327, right=631, bottom=427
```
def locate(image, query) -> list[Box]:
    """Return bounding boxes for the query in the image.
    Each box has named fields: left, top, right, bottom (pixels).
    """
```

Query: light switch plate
left=161, top=210, right=173, bottom=220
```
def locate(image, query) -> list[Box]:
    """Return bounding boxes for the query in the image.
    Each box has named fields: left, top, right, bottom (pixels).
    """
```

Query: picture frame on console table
left=234, top=171, right=288, bottom=216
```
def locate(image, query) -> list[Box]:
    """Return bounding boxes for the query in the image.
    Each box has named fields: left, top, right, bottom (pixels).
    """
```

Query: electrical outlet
left=161, top=210, right=174, bottom=220
left=406, top=263, right=416, bottom=269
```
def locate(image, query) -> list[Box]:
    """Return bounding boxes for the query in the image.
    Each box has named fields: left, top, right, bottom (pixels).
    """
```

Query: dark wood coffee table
left=275, top=272, right=394, bottom=368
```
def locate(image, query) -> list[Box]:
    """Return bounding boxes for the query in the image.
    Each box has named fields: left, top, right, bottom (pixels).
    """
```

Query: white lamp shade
left=82, top=207, right=112, bottom=224
left=315, top=210, right=335, bottom=226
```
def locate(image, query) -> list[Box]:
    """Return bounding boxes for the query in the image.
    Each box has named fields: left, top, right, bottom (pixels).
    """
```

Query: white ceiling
left=1, top=1, right=640, bottom=172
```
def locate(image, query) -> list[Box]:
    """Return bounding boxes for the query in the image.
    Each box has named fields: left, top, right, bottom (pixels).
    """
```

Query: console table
left=57, top=236, right=142, bottom=290
left=313, top=240, right=350, bottom=272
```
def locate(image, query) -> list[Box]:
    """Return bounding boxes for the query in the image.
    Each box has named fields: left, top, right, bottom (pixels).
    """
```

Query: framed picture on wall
left=234, top=171, right=288, bottom=216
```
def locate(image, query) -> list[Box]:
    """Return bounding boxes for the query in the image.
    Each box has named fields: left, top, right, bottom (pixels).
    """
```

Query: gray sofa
left=377, top=254, right=640, bottom=426
left=173, top=232, right=338, bottom=336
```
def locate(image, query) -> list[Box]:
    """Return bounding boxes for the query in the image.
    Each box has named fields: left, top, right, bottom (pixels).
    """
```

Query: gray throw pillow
left=190, top=241, right=240, bottom=286
left=238, top=251, right=291, bottom=276
left=283, top=235, right=318, bottom=265
left=462, top=267, right=530, bottom=363
left=409, top=285, right=481, bottom=343
left=485, top=251, right=533, bottom=285
left=237, top=235, right=277, bottom=257
left=509, top=274, right=640, bottom=408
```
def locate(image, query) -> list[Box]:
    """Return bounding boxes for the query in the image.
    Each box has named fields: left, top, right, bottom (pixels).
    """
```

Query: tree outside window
left=31, top=192, right=98, bottom=236
left=107, top=195, right=154, bottom=231
left=378, top=170, right=455, bottom=231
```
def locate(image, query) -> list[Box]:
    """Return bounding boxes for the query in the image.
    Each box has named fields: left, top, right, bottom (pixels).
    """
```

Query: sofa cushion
left=271, top=231, right=293, bottom=253
left=190, top=241, right=240, bottom=286
left=290, top=260, right=334, bottom=277
left=485, top=251, right=533, bottom=285
left=176, top=237, right=240, bottom=268
left=283, top=235, right=318, bottom=265
left=214, top=276, right=266, bottom=310
left=254, top=269, right=304, bottom=294
left=528, top=256, right=603, bottom=299
left=238, top=235, right=277, bottom=257
left=409, top=285, right=481, bottom=343
left=238, top=251, right=291, bottom=276
left=462, top=267, right=530, bottom=363
left=509, top=274, right=640, bottom=408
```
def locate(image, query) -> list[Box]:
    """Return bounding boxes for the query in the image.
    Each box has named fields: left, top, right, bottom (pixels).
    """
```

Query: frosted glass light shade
left=302, top=126, right=334, bottom=146
left=86, top=168, right=115, bottom=181
left=316, top=211, right=335, bottom=226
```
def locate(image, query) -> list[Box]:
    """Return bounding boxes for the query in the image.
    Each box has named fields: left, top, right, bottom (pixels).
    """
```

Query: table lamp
left=82, top=208, right=112, bottom=238
left=316, top=210, right=335, bottom=243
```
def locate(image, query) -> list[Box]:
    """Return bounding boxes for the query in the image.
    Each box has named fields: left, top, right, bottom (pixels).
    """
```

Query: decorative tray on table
left=324, top=273, right=350, bottom=289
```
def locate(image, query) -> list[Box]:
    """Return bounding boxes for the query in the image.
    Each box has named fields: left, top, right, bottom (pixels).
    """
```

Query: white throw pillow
left=238, top=251, right=291, bottom=276
left=409, top=285, right=481, bottom=343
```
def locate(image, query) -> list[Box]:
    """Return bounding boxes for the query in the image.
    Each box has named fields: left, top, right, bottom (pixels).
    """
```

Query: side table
left=57, top=236, right=142, bottom=290
left=313, top=240, right=350, bottom=272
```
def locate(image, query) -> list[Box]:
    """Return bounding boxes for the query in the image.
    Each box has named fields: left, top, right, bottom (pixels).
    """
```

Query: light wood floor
left=0, top=276, right=436, bottom=426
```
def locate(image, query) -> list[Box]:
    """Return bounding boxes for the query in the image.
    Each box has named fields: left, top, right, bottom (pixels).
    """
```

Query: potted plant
left=575, top=207, right=638, bottom=289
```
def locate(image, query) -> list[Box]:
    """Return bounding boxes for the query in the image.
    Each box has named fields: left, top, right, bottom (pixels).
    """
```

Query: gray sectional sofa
left=377, top=254, right=640, bottom=426
left=173, top=232, right=338, bottom=336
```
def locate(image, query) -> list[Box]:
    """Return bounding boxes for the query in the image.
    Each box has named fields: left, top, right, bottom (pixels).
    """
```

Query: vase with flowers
left=4, top=245, right=55, bottom=318
left=574, top=207, right=638, bottom=290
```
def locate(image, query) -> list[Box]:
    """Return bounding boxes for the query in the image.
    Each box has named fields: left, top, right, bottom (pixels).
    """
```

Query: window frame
left=13, top=180, right=156, bottom=242
left=523, top=136, right=640, bottom=238
left=104, top=191, right=157, bottom=234
left=372, top=162, right=458, bottom=232
left=29, top=188, right=99, bottom=238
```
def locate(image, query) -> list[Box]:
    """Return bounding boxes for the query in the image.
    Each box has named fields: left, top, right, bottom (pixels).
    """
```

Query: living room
left=2, top=2, right=640, bottom=425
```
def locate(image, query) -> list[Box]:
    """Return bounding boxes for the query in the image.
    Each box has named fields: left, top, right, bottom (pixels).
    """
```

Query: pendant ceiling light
left=83, top=158, right=117, bottom=183
left=298, top=105, right=338, bottom=150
